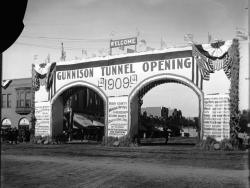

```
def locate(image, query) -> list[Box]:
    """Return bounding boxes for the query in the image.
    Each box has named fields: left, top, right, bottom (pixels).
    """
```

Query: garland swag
left=229, top=39, right=240, bottom=135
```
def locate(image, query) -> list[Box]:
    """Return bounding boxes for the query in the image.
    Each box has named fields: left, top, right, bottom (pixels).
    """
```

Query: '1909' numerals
left=98, top=74, right=137, bottom=90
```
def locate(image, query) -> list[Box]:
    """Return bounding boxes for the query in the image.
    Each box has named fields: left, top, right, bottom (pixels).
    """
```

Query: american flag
left=46, top=62, right=56, bottom=90
left=32, top=64, right=40, bottom=91
left=192, top=45, right=214, bottom=80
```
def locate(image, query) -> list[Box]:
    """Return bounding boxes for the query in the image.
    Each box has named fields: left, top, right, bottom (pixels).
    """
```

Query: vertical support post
left=31, top=64, right=35, bottom=137
left=109, top=40, right=112, bottom=56
left=198, top=93, right=204, bottom=141
left=0, top=54, right=2, bottom=127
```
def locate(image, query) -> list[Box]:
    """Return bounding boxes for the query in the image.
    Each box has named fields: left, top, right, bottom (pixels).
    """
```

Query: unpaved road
left=1, top=143, right=249, bottom=188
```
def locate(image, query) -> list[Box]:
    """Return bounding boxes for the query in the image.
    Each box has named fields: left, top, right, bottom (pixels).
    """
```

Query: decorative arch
left=128, top=73, right=204, bottom=139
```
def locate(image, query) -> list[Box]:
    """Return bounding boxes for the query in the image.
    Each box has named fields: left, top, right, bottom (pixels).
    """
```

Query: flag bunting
left=192, top=40, right=233, bottom=80
left=2, top=80, right=12, bottom=89
left=32, top=62, right=51, bottom=91
left=45, top=62, right=56, bottom=91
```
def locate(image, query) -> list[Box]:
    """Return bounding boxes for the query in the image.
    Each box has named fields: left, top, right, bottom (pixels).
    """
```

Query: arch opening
left=18, top=117, right=30, bottom=128
left=128, top=74, right=204, bottom=144
left=18, top=117, right=31, bottom=143
left=51, top=83, right=108, bottom=143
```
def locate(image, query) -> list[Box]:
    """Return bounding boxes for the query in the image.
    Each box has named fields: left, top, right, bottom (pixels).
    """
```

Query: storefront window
left=7, top=94, right=11, bottom=108
left=25, top=91, right=31, bottom=107
left=16, top=88, right=31, bottom=108
left=1, top=94, right=6, bottom=108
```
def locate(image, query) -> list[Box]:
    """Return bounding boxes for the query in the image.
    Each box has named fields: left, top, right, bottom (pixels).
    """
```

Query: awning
left=92, top=120, right=104, bottom=127
left=73, top=113, right=104, bottom=129
left=73, top=113, right=92, bottom=128
left=1, top=124, right=11, bottom=129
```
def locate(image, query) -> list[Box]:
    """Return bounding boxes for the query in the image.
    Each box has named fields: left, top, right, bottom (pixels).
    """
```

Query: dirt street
left=1, top=143, right=249, bottom=188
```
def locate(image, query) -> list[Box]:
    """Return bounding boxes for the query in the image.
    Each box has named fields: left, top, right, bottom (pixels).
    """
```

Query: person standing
left=7, top=128, right=13, bottom=144
left=6, top=128, right=11, bottom=143
left=163, top=127, right=169, bottom=144
left=81, top=128, right=84, bottom=142
left=25, top=129, right=30, bottom=143
left=11, top=127, right=18, bottom=144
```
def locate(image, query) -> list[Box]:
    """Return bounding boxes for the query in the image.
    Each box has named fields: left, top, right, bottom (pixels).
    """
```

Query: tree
left=239, top=110, right=250, bottom=132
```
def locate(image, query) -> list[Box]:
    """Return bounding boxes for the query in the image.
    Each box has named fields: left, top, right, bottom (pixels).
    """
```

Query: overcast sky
left=2, top=0, right=249, bottom=116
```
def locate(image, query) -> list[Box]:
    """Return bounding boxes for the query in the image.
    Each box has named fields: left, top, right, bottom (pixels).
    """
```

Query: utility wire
left=16, top=42, right=60, bottom=49
left=15, top=42, right=106, bottom=50
left=20, top=35, right=110, bottom=42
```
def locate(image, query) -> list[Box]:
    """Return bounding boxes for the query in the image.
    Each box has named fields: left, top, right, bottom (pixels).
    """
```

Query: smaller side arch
left=128, top=73, right=204, bottom=140
left=50, top=81, right=109, bottom=138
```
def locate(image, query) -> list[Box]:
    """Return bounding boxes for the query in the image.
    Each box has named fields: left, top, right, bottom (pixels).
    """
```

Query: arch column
left=107, top=96, right=129, bottom=138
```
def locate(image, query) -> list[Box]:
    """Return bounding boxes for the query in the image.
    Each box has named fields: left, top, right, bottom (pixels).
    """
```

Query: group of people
left=1, top=127, right=30, bottom=144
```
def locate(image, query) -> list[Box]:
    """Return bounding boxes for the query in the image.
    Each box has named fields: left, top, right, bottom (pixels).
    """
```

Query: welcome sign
left=110, top=37, right=137, bottom=48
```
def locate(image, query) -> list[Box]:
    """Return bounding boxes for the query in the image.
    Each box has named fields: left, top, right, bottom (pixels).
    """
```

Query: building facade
left=1, top=78, right=33, bottom=130
left=141, top=107, right=162, bottom=117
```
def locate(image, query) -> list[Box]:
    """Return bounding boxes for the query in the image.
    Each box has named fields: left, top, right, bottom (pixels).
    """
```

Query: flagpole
left=109, top=40, right=112, bottom=56
left=109, top=31, right=114, bottom=56
left=160, top=36, right=164, bottom=50
left=31, top=63, right=36, bottom=137
left=208, top=32, right=211, bottom=43
left=135, top=28, right=140, bottom=52
left=60, top=42, right=66, bottom=61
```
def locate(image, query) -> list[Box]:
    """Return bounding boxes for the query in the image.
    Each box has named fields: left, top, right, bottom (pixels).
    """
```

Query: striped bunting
left=192, top=45, right=214, bottom=80
left=2, top=80, right=12, bottom=89
left=223, top=53, right=233, bottom=79
left=46, top=62, right=56, bottom=91
left=213, top=59, right=224, bottom=71
left=32, top=65, right=40, bottom=91
left=192, top=41, right=233, bottom=80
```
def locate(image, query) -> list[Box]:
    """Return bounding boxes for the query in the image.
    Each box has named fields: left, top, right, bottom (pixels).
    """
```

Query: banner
left=203, top=94, right=230, bottom=141
left=56, top=49, right=194, bottom=97
left=108, top=96, right=129, bottom=137
left=35, top=101, right=51, bottom=136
